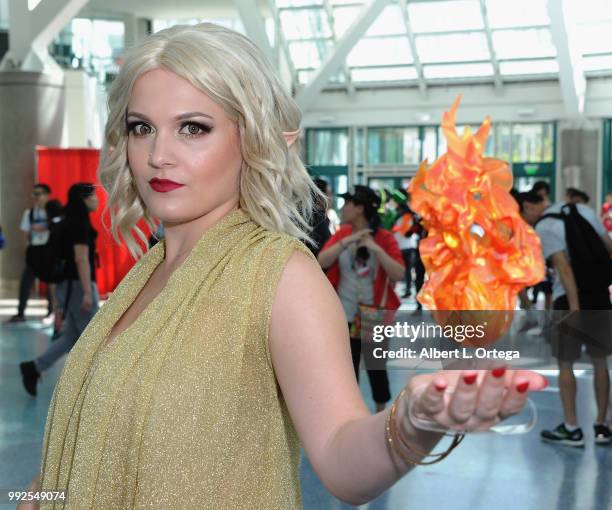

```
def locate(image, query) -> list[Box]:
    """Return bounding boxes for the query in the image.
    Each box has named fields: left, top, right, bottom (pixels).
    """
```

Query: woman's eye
left=128, top=122, right=153, bottom=136
left=179, top=122, right=211, bottom=137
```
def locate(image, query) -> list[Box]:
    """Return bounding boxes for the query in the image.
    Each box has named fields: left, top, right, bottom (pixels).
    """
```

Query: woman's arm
left=358, top=234, right=405, bottom=282
left=270, top=252, right=547, bottom=505
left=16, top=475, right=40, bottom=510
left=316, top=239, right=346, bottom=269
left=74, top=244, right=93, bottom=311
left=317, top=229, right=372, bottom=269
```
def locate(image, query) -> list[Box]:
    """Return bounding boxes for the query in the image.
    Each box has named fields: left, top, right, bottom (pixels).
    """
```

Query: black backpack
left=537, top=203, right=612, bottom=295
left=26, top=216, right=67, bottom=283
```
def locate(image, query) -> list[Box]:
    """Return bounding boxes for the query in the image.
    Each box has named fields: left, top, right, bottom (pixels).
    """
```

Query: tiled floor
left=0, top=300, right=610, bottom=510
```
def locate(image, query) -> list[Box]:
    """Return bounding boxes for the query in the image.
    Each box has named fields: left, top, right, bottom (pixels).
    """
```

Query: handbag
left=349, top=276, right=390, bottom=340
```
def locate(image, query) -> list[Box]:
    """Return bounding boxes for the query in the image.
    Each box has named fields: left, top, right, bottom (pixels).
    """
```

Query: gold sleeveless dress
left=40, top=209, right=313, bottom=509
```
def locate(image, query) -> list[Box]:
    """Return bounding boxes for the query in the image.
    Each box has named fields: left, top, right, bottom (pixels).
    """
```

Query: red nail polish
left=463, top=373, right=477, bottom=385
left=516, top=381, right=529, bottom=393
left=492, top=367, right=506, bottom=378
left=435, top=382, right=447, bottom=392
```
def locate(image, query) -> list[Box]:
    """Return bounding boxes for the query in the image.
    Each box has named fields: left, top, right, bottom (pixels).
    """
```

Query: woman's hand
left=81, top=292, right=93, bottom=312
left=397, top=368, right=547, bottom=433
left=342, top=228, right=373, bottom=247
left=357, top=233, right=381, bottom=254
left=16, top=476, right=41, bottom=510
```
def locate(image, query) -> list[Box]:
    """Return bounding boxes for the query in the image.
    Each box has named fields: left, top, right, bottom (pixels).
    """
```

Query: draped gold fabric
left=40, top=209, right=312, bottom=509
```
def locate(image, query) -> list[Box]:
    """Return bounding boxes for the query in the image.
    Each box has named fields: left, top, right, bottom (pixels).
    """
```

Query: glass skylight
left=408, top=0, right=484, bottom=33
left=492, top=28, right=556, bottom=60
left=485, top=0, right=549, bottom=29
left=424, top=62, right=494, bottom=79
left=416, top=32, right=490, bottom=63
left=351, top=66, right=417, bottom=82
left=347, top=36, right=413, bottom=67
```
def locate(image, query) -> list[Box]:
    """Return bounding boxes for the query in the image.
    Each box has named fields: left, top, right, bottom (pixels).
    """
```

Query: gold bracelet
left=385, top=389, right=464, bottom=466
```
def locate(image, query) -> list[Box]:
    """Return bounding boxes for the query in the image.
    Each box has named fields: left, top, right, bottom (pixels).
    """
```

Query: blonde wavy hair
left=98, top=22, right=322, bottom=258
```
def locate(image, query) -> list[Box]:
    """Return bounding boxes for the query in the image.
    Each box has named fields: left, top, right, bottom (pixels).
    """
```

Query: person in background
left=527, top=183, right=554, bottom=310
left=379, top=188, right=399, bottom=231
left=565, top=187, right=590, bottom=205
left=19, top=183, right=100, bottom=397
left=601, top=190, right=612, bottom=236
left=308, top=178, right=333, bottom=257
left=5, top=184, right=53, bottom=323
left=392, top=192, right=424, bottom=304
left=532, top=180, right=550, bottom=203
left=318, top=185, right=405, bottom=412
left=521, top=190, right=612, bottom=446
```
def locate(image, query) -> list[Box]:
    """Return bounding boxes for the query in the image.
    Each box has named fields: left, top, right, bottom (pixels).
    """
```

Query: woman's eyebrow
left=125, top=111, right=214, bottom=121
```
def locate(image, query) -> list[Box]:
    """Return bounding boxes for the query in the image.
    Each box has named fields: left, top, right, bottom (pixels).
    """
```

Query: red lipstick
left=149, top=178, right=184, bottom=193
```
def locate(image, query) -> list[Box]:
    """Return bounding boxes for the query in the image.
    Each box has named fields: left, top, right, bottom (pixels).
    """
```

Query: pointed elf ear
left=282, top=129, right=300, bottom=147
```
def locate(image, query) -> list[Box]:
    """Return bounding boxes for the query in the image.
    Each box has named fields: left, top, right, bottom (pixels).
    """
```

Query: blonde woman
left=20, top=23, right=547, bottom=509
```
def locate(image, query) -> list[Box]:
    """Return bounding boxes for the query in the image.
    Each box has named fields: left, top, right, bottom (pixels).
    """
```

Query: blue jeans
left=35, top=280, right=99, bottom=372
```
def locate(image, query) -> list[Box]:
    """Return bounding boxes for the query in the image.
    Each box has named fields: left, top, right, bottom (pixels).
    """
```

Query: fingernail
left=542, top=378, right=549, bottom=389
left=434, top=380, right=447, bottom=392
left=516, top=381, right=529, bottom=393
left=463, top=372, right=477, bottom=385
left=492, top=366, right=506, bottom=378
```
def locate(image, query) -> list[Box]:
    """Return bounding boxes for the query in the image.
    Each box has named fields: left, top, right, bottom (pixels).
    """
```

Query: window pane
left=437, top=125, right=492, bottom=156
left=289, top=39, right=332, bottom=68
left=492, top=29, right=555, bottom=59
left=512, top=124, right=549, bottom=163
left=333, top=5, right=360, bottom=38
left=367, top=127, right=420, bottom=165
left=351, top=66, right=417, bottom=82
left=583, top=54, right=612, bottom=72
left=423, top=62, right=494, bottom=79
left=347, top=37, right=412, bottom=67
left=307, top=129, right=349, bottom=165
left=541, top=123, right=554, bottom=162
left=416, top=32, right=490, bottom=63
left=575, top=22, right=612, bottom=55
left=408, top=0, right=484, bottom=33
left=485, top=0, right=549, bottom=29
left=355, top=127, right=365, bottom=166
left=496, top=123, right=512, bottom=162
left=366, top=4, right=406, bottom=36
left=499, top=59, right=558, bottom=75
left=422, top=127, right=438, bottom=162
left=277, top=0, right=323, bottom=7
left=280, top=8, right=332, bottom=39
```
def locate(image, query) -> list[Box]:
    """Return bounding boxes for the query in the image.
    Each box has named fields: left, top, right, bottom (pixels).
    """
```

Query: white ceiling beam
left=322, top=0, right=355, bottom=96
left=1, top=0, right=89, bottom=71
left=547, top=0, right=585, bottom=118
left=265, top=0, right=298, bottom=93
left=399, top=0, right=426, bottom=96
left=234, top=0, right=275, bottom=69
left=479, top=0, right=503, bottom=91
left=295, top=0, right=390, bottom=112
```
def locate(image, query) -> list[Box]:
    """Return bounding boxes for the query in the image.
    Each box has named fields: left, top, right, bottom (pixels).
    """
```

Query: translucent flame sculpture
left=409, top=97, right=544, bottom=313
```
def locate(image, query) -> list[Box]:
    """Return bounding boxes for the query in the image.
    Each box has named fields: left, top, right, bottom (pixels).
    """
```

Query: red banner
left=36, top=147, right=146, bottom=295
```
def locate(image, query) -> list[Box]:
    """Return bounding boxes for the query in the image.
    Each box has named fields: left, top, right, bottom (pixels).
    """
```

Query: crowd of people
left=3, top=182, right=100, bottom=396
left=309, top=178, right=612, bottom=445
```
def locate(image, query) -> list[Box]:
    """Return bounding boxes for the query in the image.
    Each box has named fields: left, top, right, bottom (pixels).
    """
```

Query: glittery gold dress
left=39, top=209, right=312, bottom=509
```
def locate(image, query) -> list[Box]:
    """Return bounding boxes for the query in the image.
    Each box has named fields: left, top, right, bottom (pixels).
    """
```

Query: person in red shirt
left=318, top=185, right=405, bottom=411
left=601, top=191, right=612, bottom=234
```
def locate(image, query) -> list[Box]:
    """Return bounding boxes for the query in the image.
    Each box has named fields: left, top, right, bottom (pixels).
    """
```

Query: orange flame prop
left=408, top=97, right=544, bottom=311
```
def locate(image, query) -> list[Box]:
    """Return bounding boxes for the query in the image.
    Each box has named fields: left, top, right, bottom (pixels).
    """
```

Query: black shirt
left=61, top=217, right=98, bottom=282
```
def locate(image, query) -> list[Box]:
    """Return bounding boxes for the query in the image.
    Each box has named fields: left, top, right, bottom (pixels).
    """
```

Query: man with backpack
left=5, top=184, right=54, bottom=323
left=521, top=190, right=612, bottom=446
